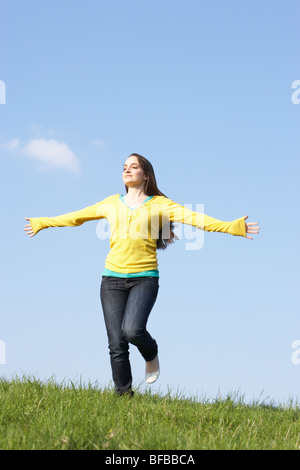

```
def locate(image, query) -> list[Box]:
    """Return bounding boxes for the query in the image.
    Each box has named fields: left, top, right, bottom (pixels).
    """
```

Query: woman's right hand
left=24, top=218, right=36, bottom=237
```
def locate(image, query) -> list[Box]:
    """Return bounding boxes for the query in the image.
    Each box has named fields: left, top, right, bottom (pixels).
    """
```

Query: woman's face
left=122, top=156, right=147, bottom=188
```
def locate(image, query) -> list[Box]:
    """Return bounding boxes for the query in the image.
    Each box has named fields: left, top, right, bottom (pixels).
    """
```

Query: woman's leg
left=100, top=276, right=159, bottom=395
left=122, top=277, right=159, bottom=363
left=100, top=276, right=132, bottom=396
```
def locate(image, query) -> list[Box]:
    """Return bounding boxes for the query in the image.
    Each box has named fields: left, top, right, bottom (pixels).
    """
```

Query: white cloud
left=2, top=137, right=80, bottom=172
left=23, top=139, right=80, bottom=172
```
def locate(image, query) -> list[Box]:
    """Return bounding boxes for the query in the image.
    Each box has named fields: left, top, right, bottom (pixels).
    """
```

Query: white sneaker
left=145, top=356, right=160, bottom=384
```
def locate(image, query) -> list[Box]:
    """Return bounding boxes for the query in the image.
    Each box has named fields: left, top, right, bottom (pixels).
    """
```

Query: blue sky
left=1, top=0, right=300, bottom=405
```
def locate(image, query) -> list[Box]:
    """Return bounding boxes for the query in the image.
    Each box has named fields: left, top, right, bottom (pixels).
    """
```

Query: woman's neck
left=125, top=187, right=147, bottom=200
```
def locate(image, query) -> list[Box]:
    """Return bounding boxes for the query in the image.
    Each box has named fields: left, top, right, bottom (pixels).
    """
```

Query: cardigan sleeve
left=161, top=197, right=246, bottom=237
left=29, top=195, right=114, bottom=235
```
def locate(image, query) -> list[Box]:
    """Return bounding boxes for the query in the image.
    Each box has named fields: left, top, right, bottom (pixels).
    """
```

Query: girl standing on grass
left=24, top=153, right=260, bottom=396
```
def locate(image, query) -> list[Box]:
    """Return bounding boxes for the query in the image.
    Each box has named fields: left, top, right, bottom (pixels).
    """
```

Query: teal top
left=102, top=195, right=159, bottom=278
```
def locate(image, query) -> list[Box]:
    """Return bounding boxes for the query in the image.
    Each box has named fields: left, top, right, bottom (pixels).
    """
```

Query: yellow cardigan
left=30, top=194, right=246, bottom=274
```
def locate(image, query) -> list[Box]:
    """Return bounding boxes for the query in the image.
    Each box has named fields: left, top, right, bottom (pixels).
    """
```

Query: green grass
left=0, top=376, right=299, bottom=450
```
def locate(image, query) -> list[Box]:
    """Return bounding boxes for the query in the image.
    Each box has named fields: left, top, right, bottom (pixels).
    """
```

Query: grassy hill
left=0, top=376, right=299, bottom=450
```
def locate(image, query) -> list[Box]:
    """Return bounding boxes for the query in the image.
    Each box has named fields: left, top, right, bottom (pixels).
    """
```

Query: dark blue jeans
left=100, top=276, right=159, bottom=395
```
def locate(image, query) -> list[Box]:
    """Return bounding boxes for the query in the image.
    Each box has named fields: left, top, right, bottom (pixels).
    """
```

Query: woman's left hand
left=243, top=215, right=260, bottom=240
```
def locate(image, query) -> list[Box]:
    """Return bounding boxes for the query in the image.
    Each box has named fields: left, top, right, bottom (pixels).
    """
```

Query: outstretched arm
left=23, top=197, right=113, bottom=237
left=161, top=197, right=260, bottom=239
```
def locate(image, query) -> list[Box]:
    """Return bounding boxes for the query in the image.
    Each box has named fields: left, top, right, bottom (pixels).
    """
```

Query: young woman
left=24, top=153, right=260, bottom=396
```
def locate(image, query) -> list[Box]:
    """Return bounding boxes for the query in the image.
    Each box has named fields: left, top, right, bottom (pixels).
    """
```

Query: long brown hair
left=124, top=153, right=178, bottom=250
